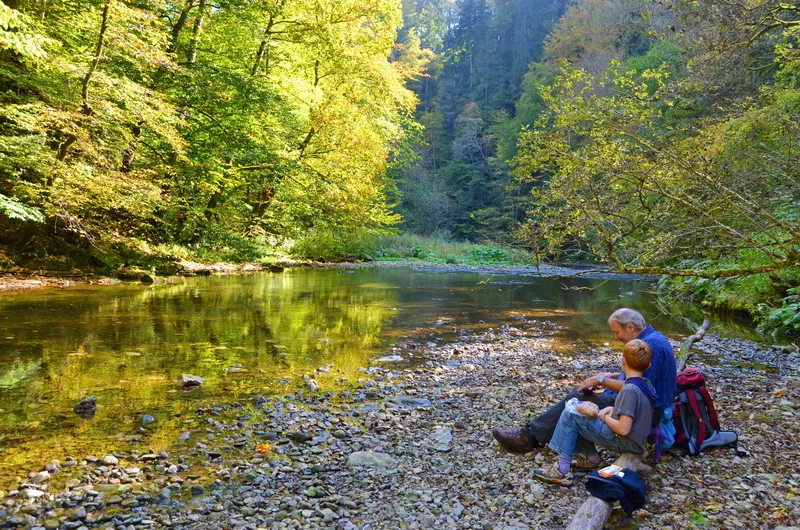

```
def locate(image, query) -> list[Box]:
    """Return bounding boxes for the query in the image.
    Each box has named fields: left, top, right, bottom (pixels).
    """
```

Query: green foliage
left=0, top=193, right=44, bottom=223
left=291, top=229, right=391, bottom=262
left=760, top=288, right=800, bottom=333
left=514, top=61, right=799, bottom=276
left=357, top=232, right=530, bottom=265
left=689, top=510, right=710, bottom=528
left=0, top=4, right=55, bottom=65
left=0, top=0, right=416, bottom=264
left=393, top=0, right=566, bottom=242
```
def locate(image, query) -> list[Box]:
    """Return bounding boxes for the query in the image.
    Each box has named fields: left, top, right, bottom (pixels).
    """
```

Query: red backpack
left=672, top=368, right=738, bottom=455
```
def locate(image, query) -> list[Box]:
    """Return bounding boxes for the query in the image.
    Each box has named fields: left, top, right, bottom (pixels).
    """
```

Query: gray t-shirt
left=612, top=384, right=653, bottom=454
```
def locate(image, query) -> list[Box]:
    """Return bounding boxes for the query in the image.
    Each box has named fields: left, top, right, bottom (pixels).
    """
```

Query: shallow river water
left=0, top=265, right=761, bottom=486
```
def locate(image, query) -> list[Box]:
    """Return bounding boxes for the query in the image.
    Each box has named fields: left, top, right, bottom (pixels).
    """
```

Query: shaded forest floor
left=1, top=320, right=798, bottom=529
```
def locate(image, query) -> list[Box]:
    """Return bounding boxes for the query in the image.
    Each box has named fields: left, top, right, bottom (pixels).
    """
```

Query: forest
left=0, top=0, right=798, bottom=333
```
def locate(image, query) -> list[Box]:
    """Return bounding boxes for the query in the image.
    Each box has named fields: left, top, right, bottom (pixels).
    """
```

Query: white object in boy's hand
left=565, top=398, right=599, bottom=418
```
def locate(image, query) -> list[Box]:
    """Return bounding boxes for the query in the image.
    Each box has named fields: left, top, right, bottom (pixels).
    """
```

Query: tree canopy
left=0, top=0, right=417, bottom=262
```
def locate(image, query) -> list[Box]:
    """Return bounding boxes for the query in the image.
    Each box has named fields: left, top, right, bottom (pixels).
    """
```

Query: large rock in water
left=74, top=396, right=96, bottom=419
left=178, top=374, right=205, bottom=389
left=117, top=268, right=155, bottom=283
left=346, top=451, right=397, bottom=468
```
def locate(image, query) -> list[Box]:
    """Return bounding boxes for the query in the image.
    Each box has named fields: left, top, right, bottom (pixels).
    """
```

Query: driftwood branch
left=677, top=319, right=710, bottom=372
left=566, top=453, right=651, bottom=530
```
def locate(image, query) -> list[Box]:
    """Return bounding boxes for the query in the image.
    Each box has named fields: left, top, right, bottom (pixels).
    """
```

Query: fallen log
left=677, top=319, right=711, bottom=372
left=566, top=452, right=651, bottom=530
left=567, top=320, right=710, bottom=529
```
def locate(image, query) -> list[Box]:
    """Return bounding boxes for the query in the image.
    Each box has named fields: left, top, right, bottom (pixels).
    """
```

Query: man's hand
left=597, top=407, right=614, bottom=421
left=577, top=376, right=599, bottom=393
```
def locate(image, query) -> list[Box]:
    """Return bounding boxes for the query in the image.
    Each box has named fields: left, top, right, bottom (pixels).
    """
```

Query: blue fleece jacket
left=636, top=325, right=677, bottom=410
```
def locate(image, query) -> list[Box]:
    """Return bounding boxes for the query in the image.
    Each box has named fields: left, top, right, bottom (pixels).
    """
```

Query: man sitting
left=533, top=339, right=656, bottom=485
left=492, top=308, right=676, bottom=453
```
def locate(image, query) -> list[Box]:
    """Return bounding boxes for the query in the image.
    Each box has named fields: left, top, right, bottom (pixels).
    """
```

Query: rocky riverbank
left=1, top=320, right=798, bottom=529
left=0, top=261, right=277, bottom=291
left=0, top=259, right=646, bottom=293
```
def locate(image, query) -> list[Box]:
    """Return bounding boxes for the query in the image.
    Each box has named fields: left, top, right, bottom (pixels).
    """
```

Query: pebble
left=31, top=471, right=50, bottom=483
left=70, top=506, right=86, bottom=521
left=20, top=489, right=45, bottom=500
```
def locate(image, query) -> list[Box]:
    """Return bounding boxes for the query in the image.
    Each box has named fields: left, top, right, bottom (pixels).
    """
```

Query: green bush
left=357, top=233, right=530, bottom=265
left=659, top=256, right=800, bottom=335
left=758, top=287, right=800, bottom=334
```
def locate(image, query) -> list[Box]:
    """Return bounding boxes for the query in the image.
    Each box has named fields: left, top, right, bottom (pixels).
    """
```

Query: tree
left=514, top=63, right=800, bottom=278
left=0, top=0, right=418, bottom=261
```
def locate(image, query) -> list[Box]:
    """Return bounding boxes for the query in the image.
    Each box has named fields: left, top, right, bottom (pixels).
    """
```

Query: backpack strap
left=685, top=389, right=708, bottom=450
left=672, top=397, right=688, bottom=448
left=696, top=385, right=721, bottom=430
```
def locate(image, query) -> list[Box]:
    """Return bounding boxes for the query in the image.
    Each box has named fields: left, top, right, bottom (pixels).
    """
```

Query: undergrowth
left=290, top=231, right=532, bottom=265
left=658, top=259, right=800, bottom=336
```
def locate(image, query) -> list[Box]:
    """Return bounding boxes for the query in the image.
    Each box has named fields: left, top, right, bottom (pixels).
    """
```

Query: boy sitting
left=533, top=339, right=656, bottom=486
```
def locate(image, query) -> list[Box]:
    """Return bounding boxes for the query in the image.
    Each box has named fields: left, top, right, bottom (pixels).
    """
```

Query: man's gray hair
left=608, top=308, right=646, bottom=330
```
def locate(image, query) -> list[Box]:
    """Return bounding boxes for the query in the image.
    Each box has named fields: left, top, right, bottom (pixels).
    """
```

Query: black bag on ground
left=585, top=468, right=646, bottom=515
left=672, top=368, right=738, bottom=455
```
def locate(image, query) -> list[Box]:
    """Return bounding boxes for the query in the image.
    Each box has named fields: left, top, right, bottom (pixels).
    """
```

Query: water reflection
left=0, top=266, right=763, bottom=485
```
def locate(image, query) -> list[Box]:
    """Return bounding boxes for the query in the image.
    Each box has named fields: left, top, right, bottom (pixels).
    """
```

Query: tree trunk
left=56, top=135, right=77, bottom=163
left=187, top=0, right=206, bottom=65
left=168, top=0, right=194, bottom=55
left=243, top=186, right=274, bottom=236
left=82, top=0, right=111, bottom=116
left=250, top=14, right=275, bottom=77
left=2, top=0, right=21, bottom=9
left=203, top=189, right=222, bottom=221
left=297, top=127, right=315, bottom=157
left=121, top=121, right=142, bottom=172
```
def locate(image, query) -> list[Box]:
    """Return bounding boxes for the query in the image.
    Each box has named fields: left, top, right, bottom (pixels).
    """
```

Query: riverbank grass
left=291, top=232, right=532, bottom=266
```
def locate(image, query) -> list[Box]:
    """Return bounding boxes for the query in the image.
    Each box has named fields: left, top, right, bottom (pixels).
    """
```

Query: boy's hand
left=597, top=407, right=614, bottom=421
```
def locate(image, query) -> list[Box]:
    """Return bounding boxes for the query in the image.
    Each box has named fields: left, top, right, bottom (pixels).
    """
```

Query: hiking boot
left=492, top=427, right=539, bottom=453
left=533, top=462, right=574, bottom=486
left=573, top=456, right=604, bottom=471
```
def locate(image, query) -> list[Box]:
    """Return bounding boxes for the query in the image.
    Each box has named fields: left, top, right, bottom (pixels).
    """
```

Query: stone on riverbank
left=386, top=395, right=432, bottom=407
left=20, top=489, right=45, bottom=500
left=346, top=451, right=397, bottom=468
left=30, top=471, right=49, bottom=484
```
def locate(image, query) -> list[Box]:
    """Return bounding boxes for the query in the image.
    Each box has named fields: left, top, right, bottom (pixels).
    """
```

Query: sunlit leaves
left=0, top=4, right=56, bottom=65
left=0, top=0, right=417, bottom=252
left=513, top=62, right=800, bottom=279
left=0, top=193, right=44, bottom=223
